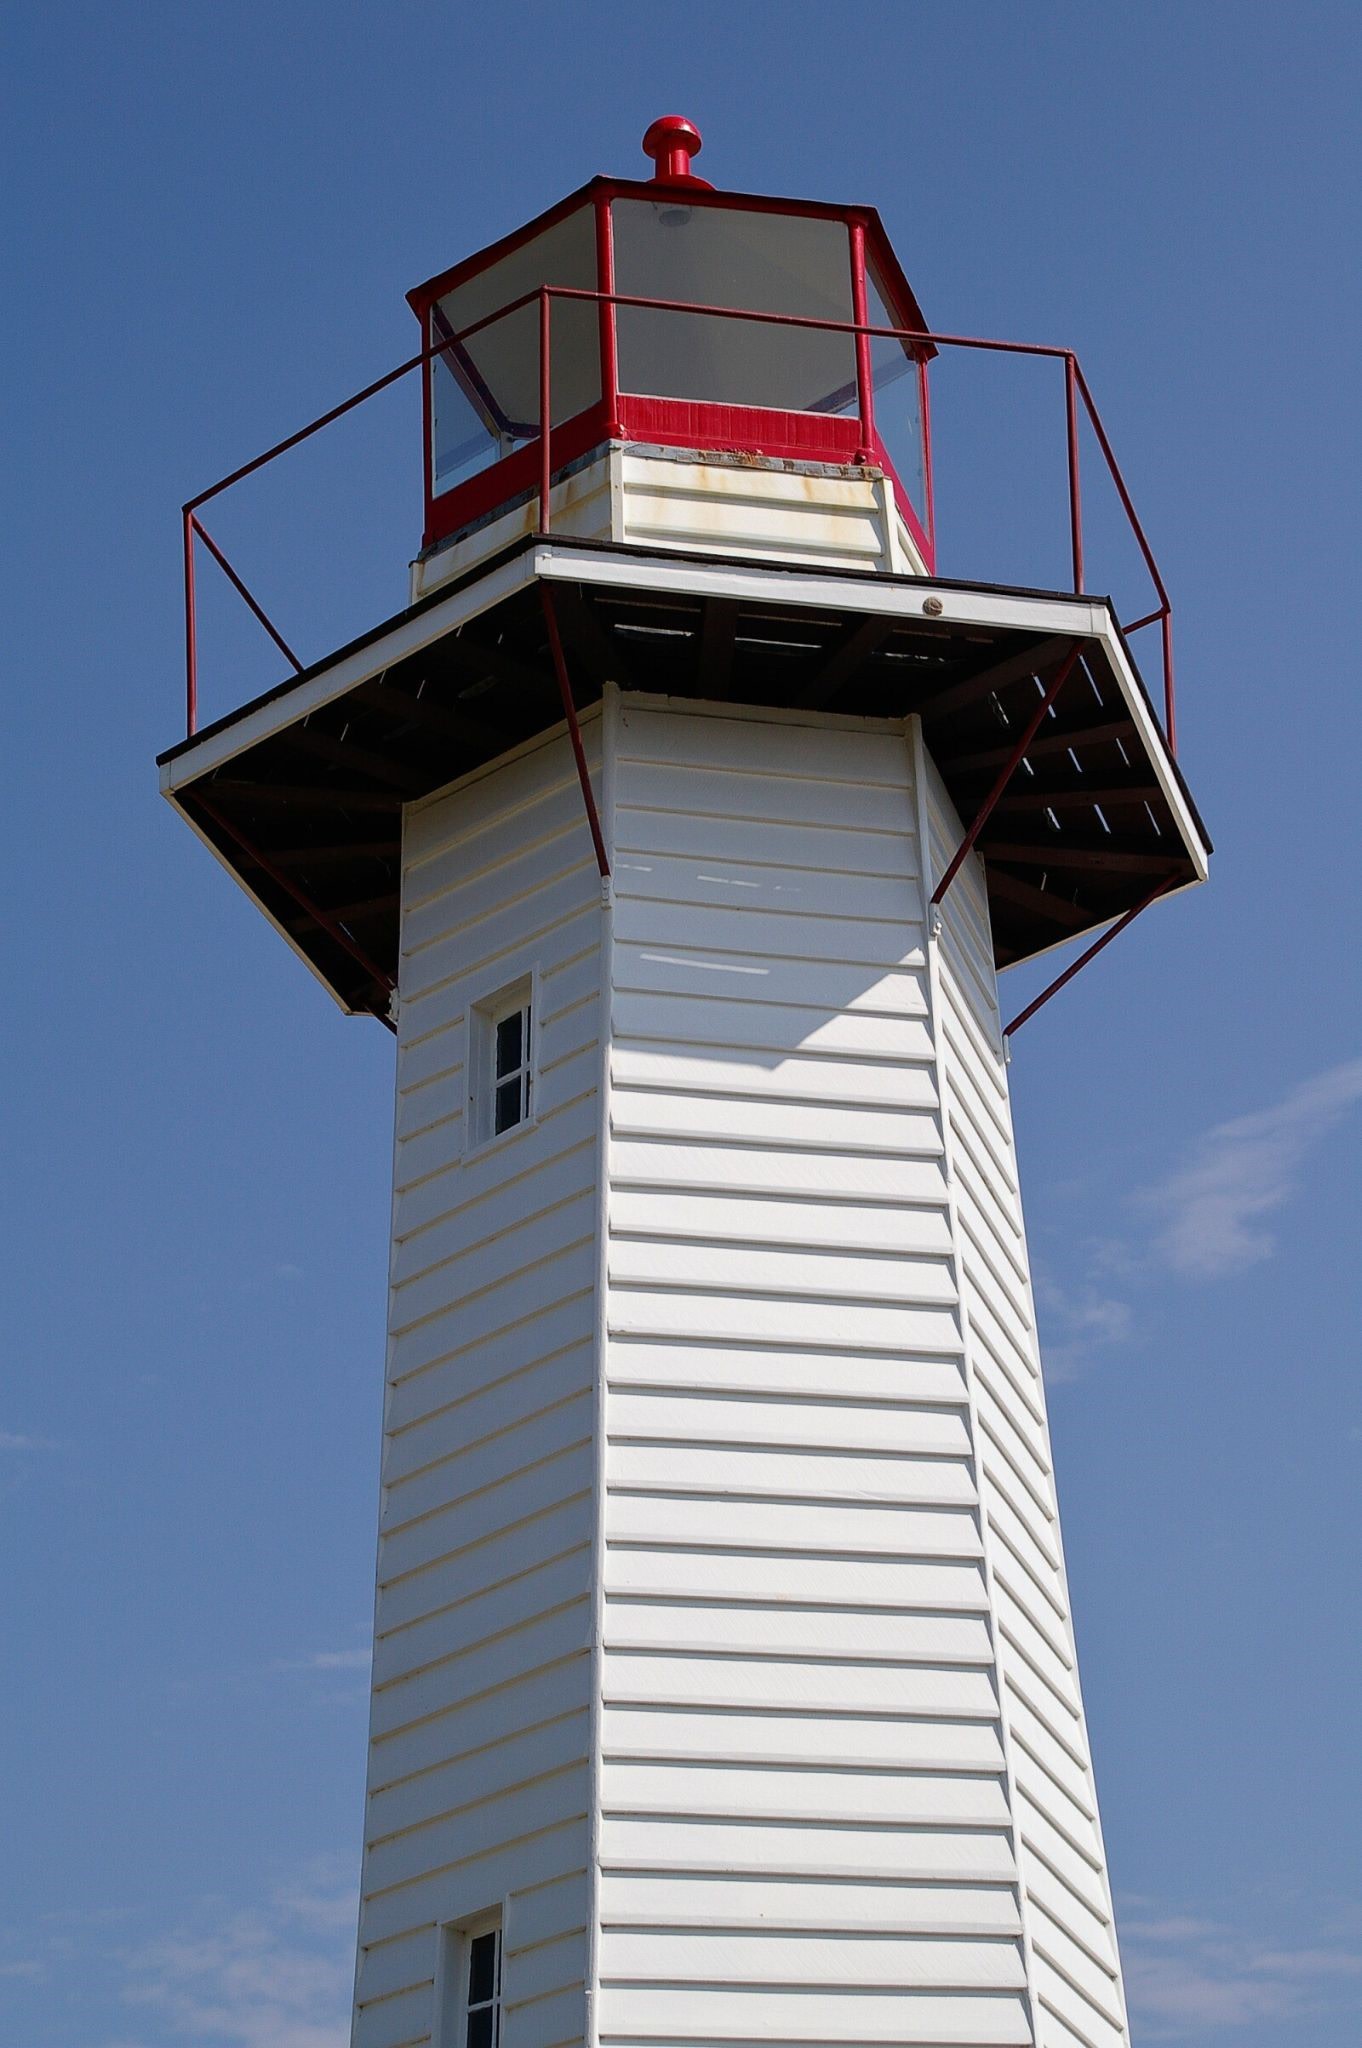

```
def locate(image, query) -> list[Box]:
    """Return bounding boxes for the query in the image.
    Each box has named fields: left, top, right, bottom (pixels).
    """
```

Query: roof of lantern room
left=404, top=173, right=932, bottom=340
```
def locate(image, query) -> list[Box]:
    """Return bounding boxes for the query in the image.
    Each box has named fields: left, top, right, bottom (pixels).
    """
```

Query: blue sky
left=3, top=4, right=1360, bottom=2043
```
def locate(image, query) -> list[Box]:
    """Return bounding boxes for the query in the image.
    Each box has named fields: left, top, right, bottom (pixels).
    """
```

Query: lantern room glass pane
left=864, top=260, right=926, bottom=519
left=430, top=204, right=601, bottom=497
left=612, top=199, right=857, bottom=415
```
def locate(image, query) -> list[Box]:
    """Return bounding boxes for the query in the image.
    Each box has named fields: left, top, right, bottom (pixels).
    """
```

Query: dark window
left=465, top=1926, right=501, bottom=2048
left=471, top=981, right=535, bottom=1147
left=491, top=1001, right=532, bottom=1134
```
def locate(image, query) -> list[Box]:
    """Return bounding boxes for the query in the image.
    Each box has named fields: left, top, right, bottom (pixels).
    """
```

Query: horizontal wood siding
left=597, top=700, right=1024, bottom=2048
left=354, top=726, right=604, bottom=2048
left=351, top=691, right=1130, bottom=2048
left=918, top=738, right=1130, bottom=2047
left=618, top=451, right=918, bottom=574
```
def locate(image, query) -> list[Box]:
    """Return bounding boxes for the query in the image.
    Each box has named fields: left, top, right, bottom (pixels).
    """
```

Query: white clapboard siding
left=601, top=1813, right=1019, bottom=1884
left=917, top=737, right=1130, bottom=2046
left=353, top=690, right=1132, bottom=2048
left=599, top=1871, right=1023, bottom=1935
left=606, top=1335, right=969, bottom=1406
left=601, top=1706, right=1005, bottom=1772
left=597, top=703, right=1018, bottom=2048
left=616, top=449, right=921, bottom=573
left=606, top=1490, right=982, bottom=1558
left=602, top=1653, right=1000, bottom=1719
left=592, top=699, right=1130, bottom=2048
left=601, top=1926, right=1027, bottom=1989
left=353, top=725, right=603, bottom=2048
left=599, top=1985, right=1032, bottom=2045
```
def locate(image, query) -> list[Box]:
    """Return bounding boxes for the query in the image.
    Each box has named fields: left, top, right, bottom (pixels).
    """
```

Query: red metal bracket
left=184, top=511, right=304, bottom=735
left=194, top=792, right=396, bottom=1017
left=1002, top=872, right=1181, bottom=1038
left=930, top=641, right=1085, bottom=910
left=539, top=584, right=611, bottom=879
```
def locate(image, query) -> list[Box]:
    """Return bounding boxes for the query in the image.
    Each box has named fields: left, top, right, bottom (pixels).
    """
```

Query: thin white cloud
left=1038, top=1054, right=1362, bottom=1382
left=1122, top=1901, right=1362, bottom=2039
left=1034, top=1271, right=1134, bottom=1381
left=1143, top=1055, right=1362, bottom=1278
left=0, top=1431, right=58, bottom=1451
left=118, top=1866, right=356, bottom=2048
left=274, top=1648, right=371, bottom=1673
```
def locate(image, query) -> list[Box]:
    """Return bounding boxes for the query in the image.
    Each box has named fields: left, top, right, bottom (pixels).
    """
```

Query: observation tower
left=161, top=114, right=1209, bottom=2048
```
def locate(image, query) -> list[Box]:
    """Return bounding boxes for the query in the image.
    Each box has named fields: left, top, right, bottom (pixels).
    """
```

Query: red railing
left=181, top=285, right=1177, bottom=750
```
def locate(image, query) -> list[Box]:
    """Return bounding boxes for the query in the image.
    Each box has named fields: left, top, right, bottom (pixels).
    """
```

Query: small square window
left=470, top=979, right=535, bottom=1148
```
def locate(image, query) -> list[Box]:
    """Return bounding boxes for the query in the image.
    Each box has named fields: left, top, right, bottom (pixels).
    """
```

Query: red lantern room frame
left=405, top=177, right=939, bottom=567
left=179, top=120, right=1180, bottom=758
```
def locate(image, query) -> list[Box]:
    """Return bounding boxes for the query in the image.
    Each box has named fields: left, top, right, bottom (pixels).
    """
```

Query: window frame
left=465, top=969, right=539, bottom=1158
left=435, top=1909, right=503, bottom=2048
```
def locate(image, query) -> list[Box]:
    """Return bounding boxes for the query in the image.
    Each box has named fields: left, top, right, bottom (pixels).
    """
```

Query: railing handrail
left=181, top=283, right=1176, bottom=751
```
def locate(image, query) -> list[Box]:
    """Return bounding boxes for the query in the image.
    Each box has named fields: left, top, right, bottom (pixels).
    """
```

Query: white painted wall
left=914, top=737, right=1131, bottom=2048
left=352, top=723, right=605, bottom=2048
left=411, top=447, right=924, bottom=603
left=598, top=699, right=1030, bottom=2048
left=354, top=690, right=1129, bottom=2048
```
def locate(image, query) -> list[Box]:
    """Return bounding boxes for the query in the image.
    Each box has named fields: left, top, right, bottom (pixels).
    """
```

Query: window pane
left=495, top=1010, right=523, bottom=1078
left=466, top=2005, right=494, bottom=2048
left=432, top=342, right=501, bottom=495
left=613, top=200, right=856, bottom=414
left=495, top=1078, right=521, bottom=1134
left=864, top=262, right=925, bottom=517
left=468, top=1933, right=498, bottom=2007
left=431, top=204, right=601, bottom=498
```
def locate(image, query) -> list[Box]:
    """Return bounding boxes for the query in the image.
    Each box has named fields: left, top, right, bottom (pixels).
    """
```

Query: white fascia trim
left=533, top=542, right=1110, bottom=640
left=160, top=547, right=541, bottom=795
left=1090, top=617, right=1210, bottom=881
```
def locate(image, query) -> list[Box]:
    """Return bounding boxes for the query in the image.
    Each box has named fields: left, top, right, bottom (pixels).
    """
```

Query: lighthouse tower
left=161, top=119, right=1209, bottom=2048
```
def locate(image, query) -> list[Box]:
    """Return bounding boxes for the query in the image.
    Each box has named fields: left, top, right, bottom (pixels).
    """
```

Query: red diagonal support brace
left=194, top=793, right=396, bottom=1013
left=190, top=516, right=305, bottom=677
left=1002, top=872, right=1181, bottom=1038
left=540, top=583, right=611, bottom=880
left=931, top=640, right=1085, bottom=909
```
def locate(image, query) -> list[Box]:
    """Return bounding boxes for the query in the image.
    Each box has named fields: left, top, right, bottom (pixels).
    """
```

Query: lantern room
left=409, top=115, right=935, bottom=568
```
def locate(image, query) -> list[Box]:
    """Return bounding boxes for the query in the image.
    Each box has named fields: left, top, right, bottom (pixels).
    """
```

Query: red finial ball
left=642, top=115, right=712, bottom=188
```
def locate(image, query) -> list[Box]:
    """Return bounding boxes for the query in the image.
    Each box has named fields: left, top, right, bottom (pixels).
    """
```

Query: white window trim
left=463, top=967, right=540, bottom=1160
left=434, top=1908, right=504, bottom=2048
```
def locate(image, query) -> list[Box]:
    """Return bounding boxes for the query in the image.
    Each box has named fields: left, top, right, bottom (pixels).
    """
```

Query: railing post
left=918, top=356, right=936, bottom=566
left=183, top=509, right=198, bottom=738
left=849, top=222, right=876, bottom=464
left=595, top=194, right=622, bottom=438
left=1065, top=353, right=1084, bottom=594
left=539, top=287, right=552, bottom=534
left=1162, top=611, right=1176, bottom=753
